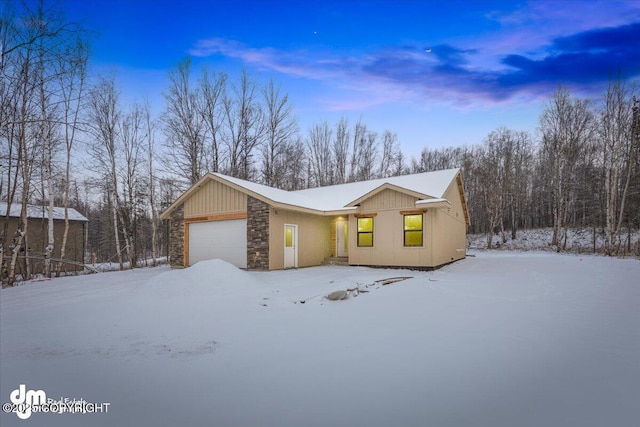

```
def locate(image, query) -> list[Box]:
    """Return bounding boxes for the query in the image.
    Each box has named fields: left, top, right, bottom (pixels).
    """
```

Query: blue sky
left=65, top=0, right=640, bottom=158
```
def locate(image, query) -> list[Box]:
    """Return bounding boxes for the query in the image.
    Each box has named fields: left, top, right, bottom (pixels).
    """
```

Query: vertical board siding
left=360, top=189, right=417, bottom=211
left=184, top=179, right=247, bottom=217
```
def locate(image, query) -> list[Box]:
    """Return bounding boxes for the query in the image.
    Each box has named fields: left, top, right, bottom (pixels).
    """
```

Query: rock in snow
left=326, top=290, right=349, bottom=300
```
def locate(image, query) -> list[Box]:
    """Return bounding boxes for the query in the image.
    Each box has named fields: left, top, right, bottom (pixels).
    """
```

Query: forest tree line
left=1, top=2, right=639, bottom=285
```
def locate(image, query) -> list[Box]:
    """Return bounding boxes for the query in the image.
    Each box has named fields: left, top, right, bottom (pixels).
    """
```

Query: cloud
left=189, top=38, right=349, bottom=81
left=189, top=21, right=640, bottom=110
left=553, top=22, right=640, bottom=52
left=500, top=23, right=640, bottom=88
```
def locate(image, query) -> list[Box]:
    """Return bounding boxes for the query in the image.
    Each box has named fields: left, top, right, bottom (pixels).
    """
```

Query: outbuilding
left=1, top=202, right=88, bottom=274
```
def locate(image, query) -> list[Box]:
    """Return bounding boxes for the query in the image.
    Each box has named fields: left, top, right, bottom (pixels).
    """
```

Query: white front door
left=336, top=220, right=348, bottom=257
left=284, top=224, right=298, bottom=268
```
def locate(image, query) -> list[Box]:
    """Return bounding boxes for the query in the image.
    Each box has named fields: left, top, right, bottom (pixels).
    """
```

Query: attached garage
left=162, top=169, right=469, bottom=271
left=187, top=219, right=247, bottom=268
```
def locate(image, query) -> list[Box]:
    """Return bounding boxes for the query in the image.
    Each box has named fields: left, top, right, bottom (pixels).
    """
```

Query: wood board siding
left=269, top=208, right=332, bottom=270
left=0, top=217, right=85, bottom=273
left=359, top=188, right=418, bottom=211
left=431, top=181, right=467, bottom=266
left=348, top=209, right=434, bottom=267
left=184, top=179, right=247, bottom=218
left=348, top=185, right=467, bottom=268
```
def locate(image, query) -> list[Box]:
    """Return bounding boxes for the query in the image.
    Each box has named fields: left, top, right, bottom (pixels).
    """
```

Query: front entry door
left=284, top=224, right=298, bottom=268
left=336, top=220, right=348, bottom=257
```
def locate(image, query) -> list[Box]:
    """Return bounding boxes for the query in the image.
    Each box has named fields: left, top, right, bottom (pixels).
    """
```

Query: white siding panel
left=188, top=220, right=247, bottom=268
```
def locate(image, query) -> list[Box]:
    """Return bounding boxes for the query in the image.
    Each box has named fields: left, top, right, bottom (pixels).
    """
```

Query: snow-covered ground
left=1, top=252, right=639, bottom=427
left=468, top=227, right=640, bottom=254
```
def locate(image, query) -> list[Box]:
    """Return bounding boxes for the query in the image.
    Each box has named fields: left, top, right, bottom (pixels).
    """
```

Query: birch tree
left=55, top=34, right=88, bottom=276
left=119, top=103, right=146, bottom=268
left=1, top=1, right=58, bottom=284
left=539, top=87, right=594, bottom=250
left=87, top=76, right=125, bottom=269
left=599, top=78, right=638, bottom=255
left=144, top=100, right=159, bottom=266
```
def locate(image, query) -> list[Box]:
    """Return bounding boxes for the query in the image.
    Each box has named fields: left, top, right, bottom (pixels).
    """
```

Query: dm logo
left=10, top=384, right=46, bottom=420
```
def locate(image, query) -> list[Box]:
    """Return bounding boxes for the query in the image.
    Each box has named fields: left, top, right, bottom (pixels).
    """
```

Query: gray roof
left=0, top=202, right=88, bottom=222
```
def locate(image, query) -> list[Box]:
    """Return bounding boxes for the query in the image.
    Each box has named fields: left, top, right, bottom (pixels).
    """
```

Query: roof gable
left=345, top=183, right=430, bottom=207
left=160, top=168, right=465, bottom=219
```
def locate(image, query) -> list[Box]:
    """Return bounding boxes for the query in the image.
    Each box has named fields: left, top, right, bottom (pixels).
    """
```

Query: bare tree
left=333, top=117, right=350, bottom=183
left=199, top=67, right=227, bottom=172
left=278, top=137, right=307, bottom=190
left=507, top=131, right=534, bottom=239
left=144, top=100, right=159, bottom=266
left=223, top=69, right=264, bottom=179
left=119, top=103, right=146, bottom=268
left=379, top=130, right=400, bottom=178
left=599, top=78, right=638, bottom=255
left=307, top=121, right=334, bottom=187
left=87, top=76, right=125, bottom=269
left=162, top=58, right=206, bottom=185
left=477, top=129, right=508, bottom=248
left=260, top=78, right=297, bottom=187
left=55, top=33, right=89, bottom=276
left=0, top=0, right=69, bottom=285
left=348, top=119, right=366, bottom=182
left=539, top=86, right=594, bottom=250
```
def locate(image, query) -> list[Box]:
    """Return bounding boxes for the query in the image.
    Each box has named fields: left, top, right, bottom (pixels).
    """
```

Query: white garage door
left=188, top=219, right=247, bottom=268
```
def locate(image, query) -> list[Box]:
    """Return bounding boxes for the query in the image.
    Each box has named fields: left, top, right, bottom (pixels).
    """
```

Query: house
left=0, top=202, right=88, bottom=273
left=160, top=168, right=470, bottom=270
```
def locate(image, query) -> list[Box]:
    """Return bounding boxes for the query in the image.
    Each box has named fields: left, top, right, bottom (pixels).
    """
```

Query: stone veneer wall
left=169, top=203, right=185, bottom=268
left=247, top=196, right=269, bottom=270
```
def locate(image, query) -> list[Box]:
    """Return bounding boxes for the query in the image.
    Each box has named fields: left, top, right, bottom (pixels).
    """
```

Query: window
left=285, top=226, right=293, bottom=247
left=404, top=214, right=423, bottom=247
left=357, top=217, right=374, bottom=247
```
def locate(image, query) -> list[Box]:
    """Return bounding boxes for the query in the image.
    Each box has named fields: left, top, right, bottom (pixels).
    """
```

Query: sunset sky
left=63, top=0, right=640, bottom=157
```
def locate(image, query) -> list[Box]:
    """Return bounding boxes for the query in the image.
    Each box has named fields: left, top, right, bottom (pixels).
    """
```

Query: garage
left=188, top=219, right=247, bottom=268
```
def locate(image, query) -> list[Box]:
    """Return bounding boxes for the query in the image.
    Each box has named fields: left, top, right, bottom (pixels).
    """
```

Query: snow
left=415, top=197, right=450, bottom=205
left=468, top=227, right=640, bottom=254
left=1, top=252, right=639, bottom=427
left=214, top=168, right=460, bottom=212
left=0, top=202, right=88, bottom=222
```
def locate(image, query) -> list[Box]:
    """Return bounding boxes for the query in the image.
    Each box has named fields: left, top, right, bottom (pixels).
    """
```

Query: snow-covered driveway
left=1, top=252, right=639, bottom=427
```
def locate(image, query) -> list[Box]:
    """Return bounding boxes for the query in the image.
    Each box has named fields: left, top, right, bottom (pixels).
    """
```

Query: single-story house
left=0, top=202, right=88, bottom=273
left=160, top=168, right=470, bottom=270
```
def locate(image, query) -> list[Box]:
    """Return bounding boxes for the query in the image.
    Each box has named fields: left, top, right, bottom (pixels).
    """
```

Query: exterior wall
left=431, top=181, right=467, bottom=266
left=269, top=208, right=332, bottom=270
left=184, top=179, right=247, bottom=218
left=348, top=209, right=434, bottom=268
left=348, top=187, right=466, bottom=268
left=1, top=217, right=85, bottom=273
left=169, top=203, right=185, bottom=268
left=247, top=196, right=269, bottom=270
